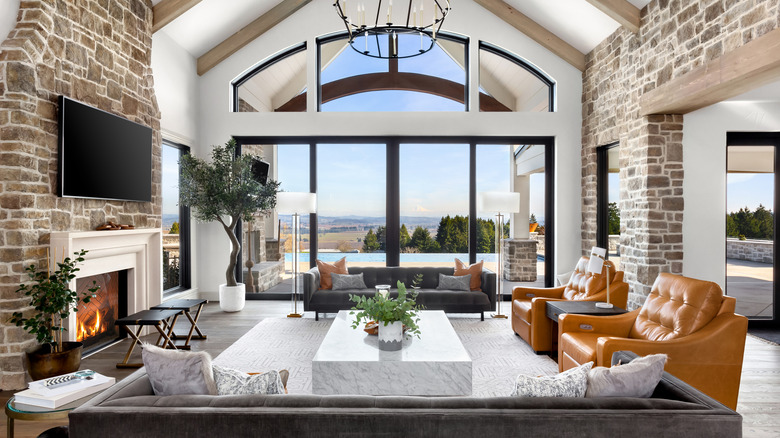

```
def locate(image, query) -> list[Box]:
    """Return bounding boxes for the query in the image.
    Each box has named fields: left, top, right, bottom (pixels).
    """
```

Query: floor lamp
left=277, top=192, right=317, bottom=318
left=478, top=191, right=521, bottom=319
left=587, top=246, right=614, bottom=308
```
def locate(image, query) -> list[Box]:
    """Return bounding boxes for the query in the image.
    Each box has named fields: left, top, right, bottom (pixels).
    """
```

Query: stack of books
left=14, top=370, right=116, bottom=409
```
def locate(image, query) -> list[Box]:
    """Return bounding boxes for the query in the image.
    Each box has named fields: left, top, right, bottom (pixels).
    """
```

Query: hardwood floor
left=2, top=300, right=779, bottom=437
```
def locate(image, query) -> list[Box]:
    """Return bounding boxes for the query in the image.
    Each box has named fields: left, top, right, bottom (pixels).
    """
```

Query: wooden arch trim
left=274, top=72, right=512, bottom=112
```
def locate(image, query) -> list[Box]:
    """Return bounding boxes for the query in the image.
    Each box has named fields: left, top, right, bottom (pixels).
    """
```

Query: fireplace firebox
left=75, top=270, right=128, bottom=353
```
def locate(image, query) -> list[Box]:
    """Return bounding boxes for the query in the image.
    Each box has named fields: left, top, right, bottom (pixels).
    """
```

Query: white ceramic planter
left=378, top=321, right=403, bottom=351
left=219, top=283, right=246, bottom=312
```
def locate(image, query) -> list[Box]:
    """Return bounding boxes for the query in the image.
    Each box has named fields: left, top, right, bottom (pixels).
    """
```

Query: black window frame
left=231, top=42, right=308, bottom=113
left=162, top=140, right=192, bottom=296
left=596, top=141, right=619, bottom=253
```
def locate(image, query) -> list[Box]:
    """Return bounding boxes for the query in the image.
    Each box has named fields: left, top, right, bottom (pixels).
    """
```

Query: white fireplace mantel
left=50, top=228, right=162, bottom=342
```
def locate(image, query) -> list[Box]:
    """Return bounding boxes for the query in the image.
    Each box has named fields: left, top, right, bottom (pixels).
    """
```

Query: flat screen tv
left=58, top=96, right=152, bottom=202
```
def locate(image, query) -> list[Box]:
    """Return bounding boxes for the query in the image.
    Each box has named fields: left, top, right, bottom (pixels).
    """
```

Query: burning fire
left=77, top=310, right=105, bottom=342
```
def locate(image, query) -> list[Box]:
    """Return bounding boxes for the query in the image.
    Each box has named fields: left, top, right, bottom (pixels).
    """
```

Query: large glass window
left=319, top=34, right=467, bottom=112
left=162, top=141, right=190, bottom=294
left=234, top=44, right=307, bottom=112
left=597, top=143, right=620, bottom=268
left=476, top=145, right=511, bottom=274
left=479, top=42, right=553, bottom=112
left=317, top=143, right=386, bottom=265
left=277, top=144, right=311, bottom=281
left=399, top=143, right=469, bottom=266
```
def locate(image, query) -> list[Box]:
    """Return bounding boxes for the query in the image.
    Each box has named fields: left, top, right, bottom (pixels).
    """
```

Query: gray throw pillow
left=212, top=365, right=286, bottom=396
left=331, top=273, right=367, bottom=290
left=585, top=353, right=667, bottom=398
left=437, top=273, right=471, bottom=291
left=141, top=343, right=217, bottom=396
left=511, top=362, right=593, bottom=397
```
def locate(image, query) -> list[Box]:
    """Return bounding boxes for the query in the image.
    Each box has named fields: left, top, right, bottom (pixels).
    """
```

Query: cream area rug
left=212, top=316, right=559, bottom=397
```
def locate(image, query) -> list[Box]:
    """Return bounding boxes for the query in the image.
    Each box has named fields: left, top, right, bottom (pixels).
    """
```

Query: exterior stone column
left=502, top=238, right=538, bottom=282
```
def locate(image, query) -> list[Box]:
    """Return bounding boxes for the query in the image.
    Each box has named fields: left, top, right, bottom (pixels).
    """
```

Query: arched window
left=479, top=42, right=554, bottom=112
left=233, top=43, right=307, bottom=112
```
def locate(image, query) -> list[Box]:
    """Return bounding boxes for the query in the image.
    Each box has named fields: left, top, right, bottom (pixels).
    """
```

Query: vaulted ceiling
left=151, top=0, right=652, bottom=75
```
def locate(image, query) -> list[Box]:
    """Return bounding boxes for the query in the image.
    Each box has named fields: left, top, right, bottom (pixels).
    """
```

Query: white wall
left=151, top=30, right=201, bottom=296
left=683, top=92, right=780, bottom=289
left=0, top=0, right=19, bottom=44
left=194, top=0, right=584, bottom=294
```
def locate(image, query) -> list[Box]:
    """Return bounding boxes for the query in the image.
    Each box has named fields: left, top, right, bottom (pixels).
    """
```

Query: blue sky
left=727, top=173, right=774, bottom=213
left=161, top=144, right=179, bottom=217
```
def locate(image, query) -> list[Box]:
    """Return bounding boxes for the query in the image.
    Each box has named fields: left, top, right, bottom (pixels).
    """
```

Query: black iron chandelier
left=334, top=0, right=451, bottom=59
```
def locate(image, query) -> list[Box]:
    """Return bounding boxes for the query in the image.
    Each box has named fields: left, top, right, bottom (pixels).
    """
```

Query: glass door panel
left=317, top=143, right=386, bottom=266
left=399, top=144, right=469, bottom=267
left=727, top=145, right=775, bottom=319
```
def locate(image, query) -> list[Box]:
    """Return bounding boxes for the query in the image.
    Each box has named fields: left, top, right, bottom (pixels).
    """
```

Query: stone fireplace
left=50, top=229, right=162, bottom=345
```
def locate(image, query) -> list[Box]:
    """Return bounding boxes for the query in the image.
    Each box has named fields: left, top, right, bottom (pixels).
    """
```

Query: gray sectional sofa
left=68, top=352, right=742, bottom=437
left=303, top=266, right=496, bottom=320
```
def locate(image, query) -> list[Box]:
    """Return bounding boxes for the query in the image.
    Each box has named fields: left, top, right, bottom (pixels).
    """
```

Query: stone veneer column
left=502, top=239, right=538, bottom=282
left=0, top=0, right=161, bottom=389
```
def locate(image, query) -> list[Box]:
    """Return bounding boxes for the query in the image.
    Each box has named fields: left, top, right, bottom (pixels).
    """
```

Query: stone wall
left=727, top=238, right=773, bottom=264
left=0, top=0, right=160, bottom=390
left=581, top=0, right=778, bottom=309
left=502, top=238, right=537, bottom=282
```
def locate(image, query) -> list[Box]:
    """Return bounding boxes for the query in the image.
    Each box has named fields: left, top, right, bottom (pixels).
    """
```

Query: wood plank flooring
left=2, top=300, right=778, bottom=437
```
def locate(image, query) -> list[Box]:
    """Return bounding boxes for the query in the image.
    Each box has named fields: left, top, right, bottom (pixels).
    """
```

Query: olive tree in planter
left=179, top=139, right=280, bottom=312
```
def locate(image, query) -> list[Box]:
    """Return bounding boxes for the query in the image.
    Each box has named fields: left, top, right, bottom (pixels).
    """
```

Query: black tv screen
left=58, top=96, right=152, bottom=202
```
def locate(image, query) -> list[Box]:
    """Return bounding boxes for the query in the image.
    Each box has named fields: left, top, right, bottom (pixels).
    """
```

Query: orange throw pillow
left=454, top=259, right=483, bottom=291
left=316, top=257, right=348, bottom=290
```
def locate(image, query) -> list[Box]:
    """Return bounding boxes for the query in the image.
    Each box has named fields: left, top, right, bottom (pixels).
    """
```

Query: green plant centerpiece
left=350, top=281, right=423, bottom=350
left=179, top=139, right=280, bottom=311
left=10, top=249, right=99, bottom=380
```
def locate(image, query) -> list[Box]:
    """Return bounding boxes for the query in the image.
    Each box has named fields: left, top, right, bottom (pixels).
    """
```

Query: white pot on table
left=378, top=321, right=403, bottom=351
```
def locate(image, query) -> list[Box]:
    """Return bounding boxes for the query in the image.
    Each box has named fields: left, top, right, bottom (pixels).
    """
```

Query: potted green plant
left=349, top=281, right=423, bottom=351
left=179, top=139, right=280, bottom=312
left=10, top=249, right=98, bottom=380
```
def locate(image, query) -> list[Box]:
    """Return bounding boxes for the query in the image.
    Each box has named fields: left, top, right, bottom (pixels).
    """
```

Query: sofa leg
left=481, top=312, right=484, bottom=321
left=315, top=312, right=319, bottom=321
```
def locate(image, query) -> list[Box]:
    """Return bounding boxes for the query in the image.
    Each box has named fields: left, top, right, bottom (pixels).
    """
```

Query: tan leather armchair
left=558, top=273, right=748, bottom=410
left=511, top=256, right=629, bottom=353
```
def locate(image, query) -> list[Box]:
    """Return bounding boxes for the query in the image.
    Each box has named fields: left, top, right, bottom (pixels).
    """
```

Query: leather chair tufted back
left=629, top=273, right=725, bottom=341
left=561, top=256, right=618, bottom=301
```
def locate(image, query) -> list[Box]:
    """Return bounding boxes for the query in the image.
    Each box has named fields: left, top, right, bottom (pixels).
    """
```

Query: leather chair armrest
left=558, top=309, right=639, bottom=337
left=512, top=285, right=565, bottom=301
left=302, top=267, right=320, bottom=308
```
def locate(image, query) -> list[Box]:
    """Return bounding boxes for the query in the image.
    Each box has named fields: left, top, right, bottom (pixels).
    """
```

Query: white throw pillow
left=511, top=362, right=593, bottom=397
left=212, top=365, right=286, bottom=395
left=141, top=343, right=217, bottom=396
left=585, top=353, right=668, bottom=398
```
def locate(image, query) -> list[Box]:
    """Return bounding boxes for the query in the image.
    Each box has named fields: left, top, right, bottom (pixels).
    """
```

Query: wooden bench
left=115, top=309, right=182, bottom=368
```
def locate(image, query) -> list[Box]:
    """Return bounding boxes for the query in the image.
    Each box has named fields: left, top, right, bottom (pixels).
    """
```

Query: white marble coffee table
left=312, top=310, right=472, bottom=396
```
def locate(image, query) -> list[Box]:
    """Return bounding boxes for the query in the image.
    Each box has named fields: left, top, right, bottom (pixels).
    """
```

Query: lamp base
left=287, top=313, right=303, bottom=318
left=595, top=302, right=613, bottom=309
left=492, top=314, right=508, bottom=319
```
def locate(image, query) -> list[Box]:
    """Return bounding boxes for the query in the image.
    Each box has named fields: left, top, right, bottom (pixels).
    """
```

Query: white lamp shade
left=478, top=191, right=521, bottom=213
left=277, top=192, right=317, bottom=214
left=587, top=246, right=607, bottom=274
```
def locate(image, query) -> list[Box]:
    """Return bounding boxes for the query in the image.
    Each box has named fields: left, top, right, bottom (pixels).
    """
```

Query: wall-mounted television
left=58, top=96, right=152, bottom=202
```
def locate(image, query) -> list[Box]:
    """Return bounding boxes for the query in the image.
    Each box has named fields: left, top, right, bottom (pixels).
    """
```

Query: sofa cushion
left=317, top=257, right=348, bottom=290
left=511, top=362, right=593, bottom=398
left=454, top=259, right=483, bottom=291
left=415, top=289, right=491, bottom=307
left=213, top=366, right=286, bottom=396
left=141, top=344, right=217, bottom=396
left=331, top=273, right=367, bottom=290
left=437, top=273, right=471, bottom=291
left=586, top=354, right=667, bottom=398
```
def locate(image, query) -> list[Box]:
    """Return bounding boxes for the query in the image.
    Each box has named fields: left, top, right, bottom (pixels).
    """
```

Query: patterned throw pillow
left=331, top=273, right=368, bottom=290
left=213, top=365, right=286, bottom=396
left=141, top=343, right=217, bottom=396
left=316, top=257, right=348, bottom=290
left=586, top=354, right=667, bottom=398
left=437, top=273, right=471, bottom=291
left=454, top=259, right=483, bottom=290
left=511, top=362, right=593, bottom=398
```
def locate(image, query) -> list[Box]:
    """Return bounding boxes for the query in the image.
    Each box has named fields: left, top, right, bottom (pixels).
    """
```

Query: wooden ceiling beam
left=152, top=0, right=202, bottom=33
left=584, top=0, right=641, bottom=34
left=640, top=27, right=780, bottom=115
left=197, top=0, right=313, bottom=76
left=473, top=0, right=586, bottom=71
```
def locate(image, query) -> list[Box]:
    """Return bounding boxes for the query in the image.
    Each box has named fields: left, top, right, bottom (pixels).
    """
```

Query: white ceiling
left=154, top=0, right=654, bottom=59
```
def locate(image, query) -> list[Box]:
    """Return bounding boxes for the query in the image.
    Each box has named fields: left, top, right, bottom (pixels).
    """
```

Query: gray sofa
left=303, top=266, right=496, bottom=320
left=68, top=352, right=742, bottom=437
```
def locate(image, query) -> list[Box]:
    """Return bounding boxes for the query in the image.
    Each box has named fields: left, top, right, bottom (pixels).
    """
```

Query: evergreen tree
left=169, top=221, right=180, bottom=234
left=476, top=218, right=495, bottom=253
left=410, top=226, right=439, bottom=253
left=362, top=229, right=380, bottom=252
left=608, top=202, right=620, bottom=235
left=375, top=226, right=387, bottom=251
left=399, top=224, right=411, bottom=249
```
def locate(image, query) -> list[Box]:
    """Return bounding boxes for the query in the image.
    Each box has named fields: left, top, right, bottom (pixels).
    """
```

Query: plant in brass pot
left=350, top=281, right=423, bottom=351
left=10, top=249, right=99, bottom=380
